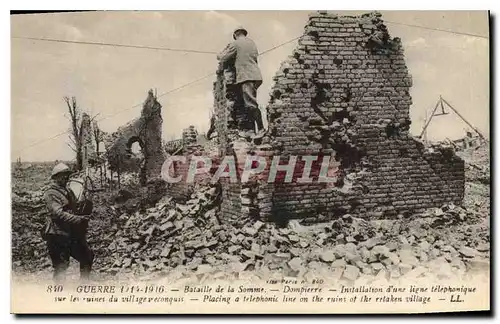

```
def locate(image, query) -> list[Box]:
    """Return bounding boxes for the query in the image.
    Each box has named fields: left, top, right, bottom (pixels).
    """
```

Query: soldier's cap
left=51, top=163, right=72, bottom=178
left=233, top=26, right=248, bottom=39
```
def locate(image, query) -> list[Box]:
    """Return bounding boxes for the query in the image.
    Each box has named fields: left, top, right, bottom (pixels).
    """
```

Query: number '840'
left=46, top=285, right=64, bottom=293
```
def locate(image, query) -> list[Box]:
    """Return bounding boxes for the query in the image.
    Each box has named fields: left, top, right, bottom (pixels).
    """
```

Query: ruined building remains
left=80, top=112, right=95, bottom=170
left=105, top=90, right=165, bottom=184
left=212, top=11, right=465, bottom=224
left=164, top=125, right=217, bottom=201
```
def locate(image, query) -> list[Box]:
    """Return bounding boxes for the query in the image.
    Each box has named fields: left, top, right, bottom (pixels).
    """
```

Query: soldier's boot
left=78, top=244, right=94, bottom=282
left=53, top=261, right=69, bottom=283
left=80, top=264, right=92, bottom=282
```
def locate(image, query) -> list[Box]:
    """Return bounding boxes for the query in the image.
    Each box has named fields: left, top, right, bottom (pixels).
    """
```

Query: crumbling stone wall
left=264, top=11, right=464, bottom=221
left=164, top=139, right=183, bottom=154
left=106, top=90, right=165, bottom=184
left=80, top=112, right=95, bottom=170
left=213, top=11, right=465, bottom=224
left=165, top=126, right=215, bottom=201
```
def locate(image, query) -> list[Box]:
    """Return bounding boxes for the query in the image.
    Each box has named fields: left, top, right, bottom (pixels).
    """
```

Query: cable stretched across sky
left=13, top=35, right=302, bottom=154
left=12, top=17, right=488, bottom=55
left=13, top=18, right=488, bottom=155
left=12, top=36, right=219, bottom=55
left=384, top=20, right=489, bottom=39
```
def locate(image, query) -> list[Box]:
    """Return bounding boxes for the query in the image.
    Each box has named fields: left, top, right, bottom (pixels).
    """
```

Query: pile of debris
left=11, top=188, right=50, bottom=271
left=11, top=139, right=489, bottom=283
left=457, top=142, right=490, bottom=185
left=93, top=183, right=489, bottom=283
left=182, top=126, right=198, bottom=146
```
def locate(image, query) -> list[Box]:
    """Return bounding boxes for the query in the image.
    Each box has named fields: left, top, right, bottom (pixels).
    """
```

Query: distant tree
left=91, top=120, right=106, bottom=156
left=64, top=96, right=84, bottom=171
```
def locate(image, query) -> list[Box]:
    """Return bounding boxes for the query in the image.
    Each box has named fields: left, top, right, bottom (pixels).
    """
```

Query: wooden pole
left=418, top=97, right=442, bottom=138
left=440, top=97, right=488, bottom=141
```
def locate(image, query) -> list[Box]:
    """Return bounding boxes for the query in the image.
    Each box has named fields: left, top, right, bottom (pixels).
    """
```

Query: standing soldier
left=217, top=26, right=265, bottom=136
left=42, top=163, right=94, bottom=282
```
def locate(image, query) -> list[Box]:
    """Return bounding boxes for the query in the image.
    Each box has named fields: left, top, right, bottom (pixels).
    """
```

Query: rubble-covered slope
left=11, top=141, right=489, bottom=283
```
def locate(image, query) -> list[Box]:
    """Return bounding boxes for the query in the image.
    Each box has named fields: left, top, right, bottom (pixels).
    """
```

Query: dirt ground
left=11, top=143, right=490, bottom=285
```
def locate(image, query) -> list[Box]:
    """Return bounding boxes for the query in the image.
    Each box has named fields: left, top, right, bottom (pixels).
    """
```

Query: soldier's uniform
left=43, top=163, right=94, bottom=281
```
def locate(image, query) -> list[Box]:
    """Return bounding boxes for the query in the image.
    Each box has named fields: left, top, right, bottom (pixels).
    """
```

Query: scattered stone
left=443, top=253, right=453, bottom=262
left=476, top=243, right=490, bottom=252
left=389, top=266, right=401, bottom=279
left=405, top=266, right=427, bottom=278
left=308, top=261, right=323, bottom=270
left=196, top=264, right=212, bottom=274
left=359, top=247, right=371, bottom=262
left=375, top=268, right=388, bottom=282
left=372, top=245, right=390, bottom=256
left=333, top=245, right=347, bottom=258
left=345, top=242, right=357, bottom=253
left=362, top=266, right=373, bottom=275
left=253, top=220, right=265, bottom=231
left=419, top=251, right=429, bottom=263
left=251, top=243, right=261, bottom=254
left=398, top=263, right=413, bottom=275
left=342, top=265, right=360, bottom=281
left=266, top=244, right=278, bottom=253
left=346, top=236, right=356, bottom=243
left=160, top=245, right=172, bottom=258
left=429, top=248, right=441, bottom=259
left=331, top=259, right=347, bottom=268
left=387, top=252, right=400, bottom=265
left=371, top=262, right=385, bottom=273
left=319, top=250, right=336, bottom=263
left=345, top=252, right=362, bottom=264
left=159, top=221, right=175, bottom=232
left=450, top=257, right=465, bottom=270
left=243, top=227, right=258, bottom=237
left=466, top=257, right=489, bottom=271
left=442, top=245, right=453, bottom=252
left=459, top=246, right=478, bottom=258
left=241, top=250, right=255, bottom=260
left=288, top=257, right=304, bottom=272
left=287, top=220, right=302, bottom=232
left=355, top=260, right=368, bottom=270
left=419, top=240, right=431, bottom=252
left=386, top=241, right=398, bottom=252
left=437, top=262, right=453, bottom=279
left=364, top=237, right=379, bottom=249
left=206, top=240, right=218, bottom=248
left=290, top=248, right=301, bottom=258
left=399, top=250, right=418, bottom=266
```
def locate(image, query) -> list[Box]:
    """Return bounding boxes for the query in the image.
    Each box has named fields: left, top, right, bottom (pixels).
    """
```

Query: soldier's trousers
left=46, top=235, right=94, bottom=282
left=240, top=80, right=264, bottom=131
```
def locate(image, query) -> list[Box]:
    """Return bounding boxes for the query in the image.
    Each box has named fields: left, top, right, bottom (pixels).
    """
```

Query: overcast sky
left=11, top=10, right=489, bottom=162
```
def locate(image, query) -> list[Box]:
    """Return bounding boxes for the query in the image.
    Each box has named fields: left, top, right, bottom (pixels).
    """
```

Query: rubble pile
left=98, top=185, right=221, bottom=275
left=182, top=126, right=198, bottom=146
left=11, top=189, right=49, bottom=271
left=457, top=143, right=490, bottom=185
left=11, top=159, right=489, bottom=283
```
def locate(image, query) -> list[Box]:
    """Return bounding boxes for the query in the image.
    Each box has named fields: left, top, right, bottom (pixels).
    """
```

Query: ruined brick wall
left=165, top=139, right=183, bottom=154
left=212, top=11, right=465, bottom=225
left=106, top=90, right=166, bottom=184
left=166, top=126, right=217, bottom=201
left=264, top=11, right=464, bottom=221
